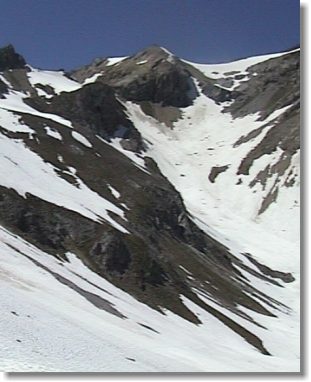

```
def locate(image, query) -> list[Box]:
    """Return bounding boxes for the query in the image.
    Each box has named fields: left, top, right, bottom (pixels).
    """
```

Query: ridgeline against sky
left=0, top=0, right=299, bottom=70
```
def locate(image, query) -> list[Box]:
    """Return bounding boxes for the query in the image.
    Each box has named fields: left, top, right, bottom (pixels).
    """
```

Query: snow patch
left=136, top=60, right=148, bottom=65
left=45, top=126, right=62, bottom=140
left=72, top=131, right=92, bottom=148
left=108, top=184, right=121, bottom=199
left=106, top=56, right=128, bottom=67
left=27, top=68, right=81, bottom=94
left=0, top=109, right=34, bottom=133
left=82, top=73, right=103, bottom=85
left=0, top=90, right=73, bottom=128
left=160, top=47, right=175, bottom=63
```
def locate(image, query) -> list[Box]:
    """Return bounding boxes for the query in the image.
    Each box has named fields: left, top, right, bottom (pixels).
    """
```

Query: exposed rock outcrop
left=227, top=50, right=300, bottom=119
left=0, top=44, right=26, bottom=71
left=71, top=45, right=198, bottom=108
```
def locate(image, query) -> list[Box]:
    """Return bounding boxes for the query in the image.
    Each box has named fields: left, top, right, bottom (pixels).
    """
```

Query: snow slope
left=0, top=226, right=299, bottom=372
left=121, top=50, right=300, bottom=371
left=183, top=48, right=299, bottom=80
left=125, top=93, right=299, bottom=245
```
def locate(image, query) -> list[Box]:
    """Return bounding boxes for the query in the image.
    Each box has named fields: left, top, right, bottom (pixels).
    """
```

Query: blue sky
left=0, top=0, right=299, bottom=70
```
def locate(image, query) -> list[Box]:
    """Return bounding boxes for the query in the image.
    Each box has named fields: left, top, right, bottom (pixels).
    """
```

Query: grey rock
left=226, top=50, right=300, bottom=119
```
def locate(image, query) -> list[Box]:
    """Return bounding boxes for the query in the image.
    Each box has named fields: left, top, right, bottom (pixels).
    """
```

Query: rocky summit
left=0, top=44, right=300, bottom=372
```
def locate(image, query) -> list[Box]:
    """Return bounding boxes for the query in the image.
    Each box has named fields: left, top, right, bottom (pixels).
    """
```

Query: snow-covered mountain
left=0, top=44, right=300, bottom=372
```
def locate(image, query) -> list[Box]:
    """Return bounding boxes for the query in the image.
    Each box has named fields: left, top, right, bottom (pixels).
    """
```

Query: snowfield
left=0, top=226, right=299, bottom=372
left=125, top=94, right=299, bottom=244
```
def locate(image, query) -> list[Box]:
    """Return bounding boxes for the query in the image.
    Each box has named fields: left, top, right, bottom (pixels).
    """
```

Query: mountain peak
left=133, top=44, right=176, bottom=60
left=0, top=44, right=26, bottom=71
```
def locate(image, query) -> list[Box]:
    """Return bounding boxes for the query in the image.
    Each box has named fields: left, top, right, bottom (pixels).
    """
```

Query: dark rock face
left=0, top=187, right=98, bottom=255
left=139, top=259, right=168, bottom=289
left=0, top=79, right=8, bottom=97
left=202, top=83, right=232, bottom=103
left=133, top=183, right=209, bottom=255
left=90, top=232, right=132, bottom=275
left=115, top=65, right=195, bottom=107
left=0, top=45, right=26, bottom=71
left=16, top=209, right=69, bottom=250
left=71, top=45, right=198, bottom=108
left=51, top=82, right=133, bottom=136
left=181, top=60, right=234, bottom=104
left=26, top=81, right=144, bottom=152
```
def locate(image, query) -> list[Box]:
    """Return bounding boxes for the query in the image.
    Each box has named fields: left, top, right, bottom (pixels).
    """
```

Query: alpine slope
left=0, top=44, right=300, bottom=372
